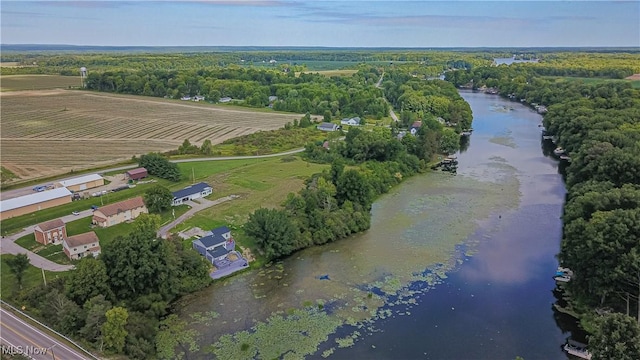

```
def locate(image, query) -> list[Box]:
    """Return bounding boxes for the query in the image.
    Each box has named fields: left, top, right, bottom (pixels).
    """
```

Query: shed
left=125, top=167, right=148, bottom=181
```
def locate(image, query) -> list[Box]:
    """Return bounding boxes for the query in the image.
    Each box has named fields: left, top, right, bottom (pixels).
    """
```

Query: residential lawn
left=0, top=254, right=71, bottom=300
left=12, top=205, right=191, bottom=265
left=0, top=177, right=188, bottom=236
left=173, top=156, right=328, bottom=265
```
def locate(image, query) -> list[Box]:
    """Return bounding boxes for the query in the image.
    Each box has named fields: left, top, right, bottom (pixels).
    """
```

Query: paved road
left=1, top=148, right=305, bottom=201
left=157, top=195, right=238, bottom=239
left=0, top=308, right=92, bottom=360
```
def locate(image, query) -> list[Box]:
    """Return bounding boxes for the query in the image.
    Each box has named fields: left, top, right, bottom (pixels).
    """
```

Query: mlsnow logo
left=1, top=344, right=48, bottom=355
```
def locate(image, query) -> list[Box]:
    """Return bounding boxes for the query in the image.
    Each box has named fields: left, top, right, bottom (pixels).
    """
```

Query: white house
left=63, top=231, right=101, bottom=260
left=317, top=122, right=339, bottom=132
left=172, top=182, right=213, bottom=206
left=340, top=117, right=361, bottom=126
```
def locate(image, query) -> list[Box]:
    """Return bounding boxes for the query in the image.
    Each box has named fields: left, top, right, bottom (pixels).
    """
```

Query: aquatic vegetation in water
left=210, top=308, right=341, bottom=360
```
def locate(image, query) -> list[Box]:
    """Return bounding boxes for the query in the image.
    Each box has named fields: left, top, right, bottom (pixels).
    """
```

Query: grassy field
left=0, top=75, right=82, bottom=91
left=301, top=70, right=359, bottom=77
left=0, top=158, right=278, bottom=236
left=0, top=90, right=304, bottom=181
left=0, top=254, right=71, bottom=300
left=545, top=76, right=640, bottom=89
left=172, top=156, right=328, bottom=266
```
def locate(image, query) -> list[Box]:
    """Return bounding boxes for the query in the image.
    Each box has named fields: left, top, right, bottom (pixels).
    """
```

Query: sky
left=1, top=0, right=639, bottom=48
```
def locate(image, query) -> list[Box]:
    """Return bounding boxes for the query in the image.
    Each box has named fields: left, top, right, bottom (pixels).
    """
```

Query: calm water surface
left=181, top=91, right=572, bottom=359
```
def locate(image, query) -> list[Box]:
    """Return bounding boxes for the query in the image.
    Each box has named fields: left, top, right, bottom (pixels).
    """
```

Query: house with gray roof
left=192, top=226, right=235, bottom=265
left=172, top=182, right=212, bottom=206
left=317, top=122, right=339, bottom=132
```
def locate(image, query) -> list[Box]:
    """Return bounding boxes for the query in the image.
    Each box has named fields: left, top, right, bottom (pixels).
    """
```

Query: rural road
left=1, top=148, right=305, bottom=201
left=0, top=307, right=96, bottom=360
left=157, top=195, right=239, bottom=239
left=376, top=72, right=398, bottom=122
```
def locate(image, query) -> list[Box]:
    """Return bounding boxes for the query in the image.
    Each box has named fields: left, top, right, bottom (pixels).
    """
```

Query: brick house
left=34, top=219, right=67, bottom=245
left=63, top=231, right=101, bottom=260
left=92, top=196, right=148, bottom=228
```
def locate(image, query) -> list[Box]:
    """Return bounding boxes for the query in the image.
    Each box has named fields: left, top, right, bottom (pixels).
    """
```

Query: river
left=179, top=91, right=572, bottom=359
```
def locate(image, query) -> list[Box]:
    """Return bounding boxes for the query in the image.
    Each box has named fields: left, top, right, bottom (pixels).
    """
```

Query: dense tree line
left=456, top=64, right=640, bottom=356
left=13, top=215, right=211, bottom=359
left=138, top=153, right=181, bottom=182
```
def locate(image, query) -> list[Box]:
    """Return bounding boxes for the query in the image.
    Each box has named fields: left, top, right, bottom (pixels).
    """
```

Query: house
left=219, top=97, right=232, bottom=103
left=63, top=231, right=101, bottom=260
left=172, top=182, right=213, bottom=206
left=0, top=187, right=72, bottom=221
left=34, top=219, right=67, bottom=245
left=340, top=117, right=361, bottom=126
left=268, top=96, right=278, bottom=102
left=192, top=226, right=236, bottom=265
left=410, top=121, right=422, bottom=136
left=92, top=196, right=148, bottom=227
left=55, top=174, right=104, bottom=192
left=125, top=167, right=148, bottom=181
left=317, top=122, right=339, bottom=132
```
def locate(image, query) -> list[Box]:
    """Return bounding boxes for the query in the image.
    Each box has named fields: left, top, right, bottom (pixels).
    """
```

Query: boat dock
left=564, top=340, right=592, bottom=360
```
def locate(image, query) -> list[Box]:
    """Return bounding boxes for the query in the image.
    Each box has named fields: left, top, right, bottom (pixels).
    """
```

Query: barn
left=0, top=188, right=72, bottom=220
left=125, top=167, right=148, bottom=181
left=56, top=174, right=104, bottom=192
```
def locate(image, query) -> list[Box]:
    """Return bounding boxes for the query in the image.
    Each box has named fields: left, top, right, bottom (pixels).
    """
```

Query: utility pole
left=41, top=267, right=47, bottom=286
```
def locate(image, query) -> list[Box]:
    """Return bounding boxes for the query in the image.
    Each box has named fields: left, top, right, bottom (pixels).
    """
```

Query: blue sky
left=2, top=1, right=639, bottom=47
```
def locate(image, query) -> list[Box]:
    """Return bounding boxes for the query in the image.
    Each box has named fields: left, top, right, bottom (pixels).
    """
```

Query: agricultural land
left=0, top=89, right=303, bottom=181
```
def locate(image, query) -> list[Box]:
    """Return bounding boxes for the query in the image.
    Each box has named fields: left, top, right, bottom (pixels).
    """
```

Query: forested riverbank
left=448, top=64, right=640, bottom=358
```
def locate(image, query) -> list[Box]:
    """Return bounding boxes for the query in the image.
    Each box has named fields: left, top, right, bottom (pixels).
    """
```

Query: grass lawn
left=173, top=156, right=328, bottom=266
left=0, top=254, right=71, bottom=300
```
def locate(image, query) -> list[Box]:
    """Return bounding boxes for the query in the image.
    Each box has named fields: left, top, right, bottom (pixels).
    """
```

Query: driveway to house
left=0, top=211, right=94, bottom=271
left=157, top=195, right=239, bottom=239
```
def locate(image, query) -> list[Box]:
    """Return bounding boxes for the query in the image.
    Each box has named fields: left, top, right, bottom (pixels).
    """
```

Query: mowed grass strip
left=1, top=254, right=72, bottom=299
left=0, top=75, right=82, bottom=91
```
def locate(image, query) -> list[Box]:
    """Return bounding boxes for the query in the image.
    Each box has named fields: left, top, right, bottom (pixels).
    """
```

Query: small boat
left=553, top=147, right=565, bottom=156
left=564, top=340, right=592, bottom=360
left=560, top=155, right=572, bottom=162
left=460, top=131, right=472, bottom=137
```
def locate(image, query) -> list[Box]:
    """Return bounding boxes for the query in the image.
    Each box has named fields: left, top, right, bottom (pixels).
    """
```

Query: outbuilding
left=55, top=174, right=104, bottom=192
left=125, top=167, right=148, bottom=181
left=0, top=187, right=72, bottom=220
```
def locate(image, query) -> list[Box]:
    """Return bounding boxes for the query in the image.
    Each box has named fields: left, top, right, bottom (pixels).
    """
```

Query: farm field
left=0, top=75, right=82, bottom=91
left=0, top=90, right=303, bottom=182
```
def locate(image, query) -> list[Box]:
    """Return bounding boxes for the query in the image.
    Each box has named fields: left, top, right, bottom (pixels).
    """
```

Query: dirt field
left=625, top=74, right=640, bottom=80
left=0, top=75, right=82, bottom=91
left=0, top=90, right=303, bottom=182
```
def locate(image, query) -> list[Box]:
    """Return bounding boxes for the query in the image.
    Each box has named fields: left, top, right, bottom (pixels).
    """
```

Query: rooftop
left=211, top=226, right=231, bottom=238
left=196, top=234, right=227, bottom=248
left=126, top=167, right=148, bottom=176
left=65, top=231, right=100, bottom=248
left=36, top=218, right=65, bottom=232
left=57, top=174, right=103, bottom=187
left=95, top=196, right=145, bottom=217
left=172, top=182, right=212, bottom=199
left=208, top=246, right=229, bottom=259
left=0, top=187, right=72, bottom=212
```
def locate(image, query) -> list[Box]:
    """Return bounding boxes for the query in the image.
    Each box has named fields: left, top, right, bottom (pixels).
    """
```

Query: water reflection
left=180, top=91, right=571, bottom=359
left=459, top=135, right=470, bottom=153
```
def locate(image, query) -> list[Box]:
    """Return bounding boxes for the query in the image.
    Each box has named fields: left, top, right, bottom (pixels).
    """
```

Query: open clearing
left=0, top=90, right=303, bottom=181
left=0, top=75, right=82, bottom=91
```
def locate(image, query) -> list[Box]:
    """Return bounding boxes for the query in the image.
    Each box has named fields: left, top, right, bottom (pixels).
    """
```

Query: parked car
left=72, top=211, right=80, bottom=216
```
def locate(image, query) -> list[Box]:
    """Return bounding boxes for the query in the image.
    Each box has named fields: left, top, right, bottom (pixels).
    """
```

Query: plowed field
left=0, top=90, right=302, bottom=181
